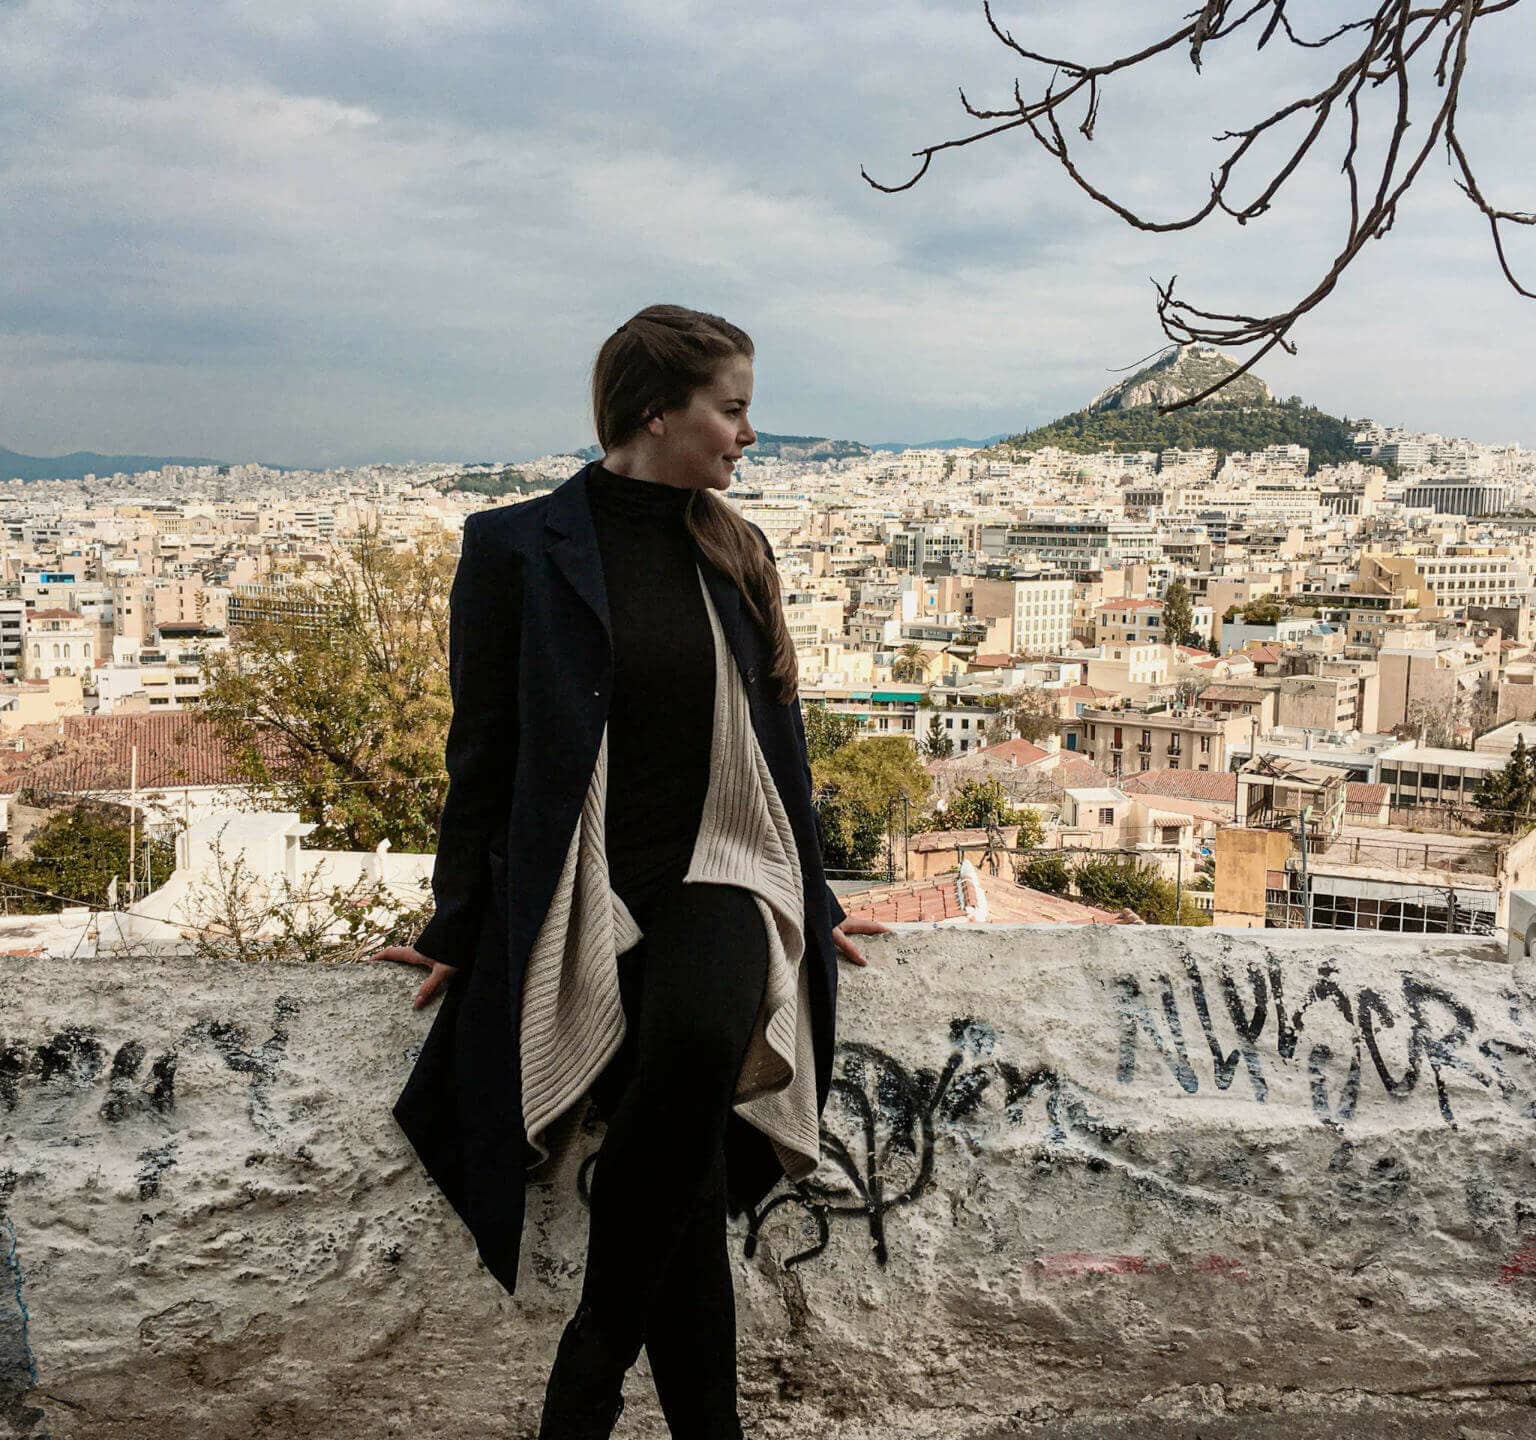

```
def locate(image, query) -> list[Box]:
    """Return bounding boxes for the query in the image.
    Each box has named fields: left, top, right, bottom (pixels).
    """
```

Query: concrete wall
left=1212, top=826, right=1292, bottom=926
left=5, top=928, right=1536, bottom=1439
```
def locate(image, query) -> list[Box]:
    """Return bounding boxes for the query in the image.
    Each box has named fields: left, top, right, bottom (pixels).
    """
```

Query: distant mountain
left=865, top=433, right=1012, bottom=452
left=1089, top=345, right=1273, bottom=412
left=0, top=445, right=221, bottom=481
left=570, top=432, right=872, bottom=463
left=435, top=465, right=549, bottom=497
left=985, top=345, right=1374, bottom=474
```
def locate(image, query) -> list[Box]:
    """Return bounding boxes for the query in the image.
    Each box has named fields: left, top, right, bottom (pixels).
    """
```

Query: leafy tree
left=1161, top=579, right=1196, bottom=648
left=815, top=792, right=892, bottom=876
left=1236, top=596, right=1284, bottom=626
left=0, top=803, right=177, bottom=913
left=985, top=686, right=1060, bottom=746
left=201, top=522, right=457, bottom=852
left=891, top=642, right=927, bottom=683
left=813, top=736, right=931, bottom=818
left=1019, top=851, right=1071, bottom=896
left=812, top=736, right=931, bottom=877
left=1069, top=856, right=1210, bottom=926
left=1206, top=633, right=1221, bottom=657
left=1474, top=735, right=1536, bottom=834
left=923, top=712, right=954, bottom=759
left=938, top=778, right=1044, bottom=848
left=802, top=703, right=862, bottom=762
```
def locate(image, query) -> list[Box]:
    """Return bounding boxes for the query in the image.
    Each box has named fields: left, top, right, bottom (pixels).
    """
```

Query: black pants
left=582, top=877, right=770, bottom=1434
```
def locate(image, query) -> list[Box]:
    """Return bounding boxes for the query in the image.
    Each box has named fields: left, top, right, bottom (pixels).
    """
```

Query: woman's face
left=653, top=353, right=757, bottom=492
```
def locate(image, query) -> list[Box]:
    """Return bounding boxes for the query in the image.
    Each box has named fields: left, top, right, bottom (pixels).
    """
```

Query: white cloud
left=0, top=0, right=1531, bottom=462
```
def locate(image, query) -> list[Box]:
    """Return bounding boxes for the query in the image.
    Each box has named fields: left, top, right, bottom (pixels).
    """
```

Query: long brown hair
left=591, top=303, right=799, bottom=705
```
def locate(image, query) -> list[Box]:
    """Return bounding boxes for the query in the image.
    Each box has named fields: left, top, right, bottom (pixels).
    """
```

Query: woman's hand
left=366, top=944, right=459, bottom=1009
left=831, top=917, right=892, bottom=967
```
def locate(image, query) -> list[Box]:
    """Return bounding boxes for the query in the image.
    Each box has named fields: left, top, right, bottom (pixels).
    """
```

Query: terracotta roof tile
left=835, top=871, right=1135, bottom=927
left=1119, top=767, right=1238, bottom=804
left=0, top=713, right=291, bottom=793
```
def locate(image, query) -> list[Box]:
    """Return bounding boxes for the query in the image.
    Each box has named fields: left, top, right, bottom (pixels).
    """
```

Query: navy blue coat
left=393, top=461, right=847, bottom=1295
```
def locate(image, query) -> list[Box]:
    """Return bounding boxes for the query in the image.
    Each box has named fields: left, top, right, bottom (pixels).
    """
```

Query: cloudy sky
left=2, top=0, right=1532, bottom=467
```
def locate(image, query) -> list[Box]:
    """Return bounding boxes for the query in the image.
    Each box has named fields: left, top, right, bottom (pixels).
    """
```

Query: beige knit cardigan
left=518, top=564, right=820, bottom=1186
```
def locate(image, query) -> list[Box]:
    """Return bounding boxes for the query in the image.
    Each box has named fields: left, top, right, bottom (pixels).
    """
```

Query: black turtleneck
left=586, top=462, right=716, bottom=909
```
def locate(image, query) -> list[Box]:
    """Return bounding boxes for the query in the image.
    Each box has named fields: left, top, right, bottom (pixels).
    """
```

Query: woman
left=371, top=303, right=889, bottom=1439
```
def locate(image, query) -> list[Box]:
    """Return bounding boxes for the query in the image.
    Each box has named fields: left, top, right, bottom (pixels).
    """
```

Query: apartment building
left=1006, top=517, right=1161, bottom=573
left=1376, top=627, right=1498, bottom=732
left=1083, top=642, right=1170, bottom=699
left=24, top=608, right=96, bottom=680
left=1375, top=742, right=1503, bottom=809
left=1010, top=577, right=1075, bottom=655
left=1072, top=702, right=1248, bottom=777
left=1358, top=546, right=1519, bottom=613
left=1095, top=597, right=1215, bottom=647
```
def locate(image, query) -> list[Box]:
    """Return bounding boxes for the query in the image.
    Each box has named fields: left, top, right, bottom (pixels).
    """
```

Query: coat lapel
left=543, top=464, right=613, bottom=648
left=543, top=462, right=756, bottom=690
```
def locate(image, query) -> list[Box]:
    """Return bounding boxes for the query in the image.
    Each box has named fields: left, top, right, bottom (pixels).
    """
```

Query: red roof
left=29, top=608, right=86, bottom=621
left=0, top=713, right=291, bottom=792
left=1243, top=645, right=1283, bottom=664
left=1097, top=598, right=1163, bottom=613
left=836, top=871, right=1136, bottom=926
left=1050, top=756, right=1115, bottom=788
left=1063, top=684, right=1118, bottom=700
left=1346, top=782, right=1389, bottom=806
left=970, top=737, right=1050, bottom=766
left=1120, top=768, right=1239, bottom=805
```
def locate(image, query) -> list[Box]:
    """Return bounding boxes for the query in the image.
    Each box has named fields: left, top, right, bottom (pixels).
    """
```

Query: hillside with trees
left=990, top=396, right=1374, bottom=474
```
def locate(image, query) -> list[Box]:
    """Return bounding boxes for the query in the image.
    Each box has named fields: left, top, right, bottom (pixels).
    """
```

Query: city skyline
left=3, top=0, right=1532, bottom=468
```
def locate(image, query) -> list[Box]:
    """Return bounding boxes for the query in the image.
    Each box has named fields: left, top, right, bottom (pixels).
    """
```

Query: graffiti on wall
left=1116, top=940, right=1536, bottom=1130
left=0, top=996, right=299, bottom=1212
left=734, top=1016, right=1175, bottom=1269
left=726, top=945, right=1536, bottom=1272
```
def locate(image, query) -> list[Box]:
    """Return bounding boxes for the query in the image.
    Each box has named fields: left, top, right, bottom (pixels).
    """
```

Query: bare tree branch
left=863, top=0, right=1530, bottom=410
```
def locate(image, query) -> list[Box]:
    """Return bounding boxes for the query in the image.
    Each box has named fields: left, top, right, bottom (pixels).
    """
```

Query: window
left=945, top=717, right=953, bottom=729
left=1169, top=758, right=1180, bottom=770
left=1099, top=807, right=1116, bottom=826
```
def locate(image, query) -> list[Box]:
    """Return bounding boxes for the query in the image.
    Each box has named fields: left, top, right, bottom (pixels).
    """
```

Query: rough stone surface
left=4, top=927, right=1536, bottom=1439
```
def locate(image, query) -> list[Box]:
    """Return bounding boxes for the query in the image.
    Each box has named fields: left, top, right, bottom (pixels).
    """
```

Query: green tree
left=1206, top=633, right=1221, bottom=657
left=987, top=686, right=1060, bottom=745
left=1069, top=855, right=1211, bottom=926
left=939, top=778, right=1043, bottom=847
left=813, top=736, right=932, bottom=819
left=812, top=736, right=931, bottom=876
left=815, top=791, right=890, bottom=876
left=923, top=712, right=954, bottom=759
left=1474, top=735, right=1536, bottom=833
left=801, top=703, right=862, bottom=762
left=1238, top=596, right=1284, bottom=626
left=1019, top=851, right=1071, bottom=896
left=0, top=803, right=177, bottom=913
left=1161, top=579, right=1196, bottom=648
left=201, top=522, right=457, bottom=852
left=891, top=642, right=926, bottom=683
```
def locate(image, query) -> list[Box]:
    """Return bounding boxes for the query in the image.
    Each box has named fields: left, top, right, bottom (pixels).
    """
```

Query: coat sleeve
left=413, top=511, right=522, bottom=970
left=748, top=521, right=847, bottom=932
